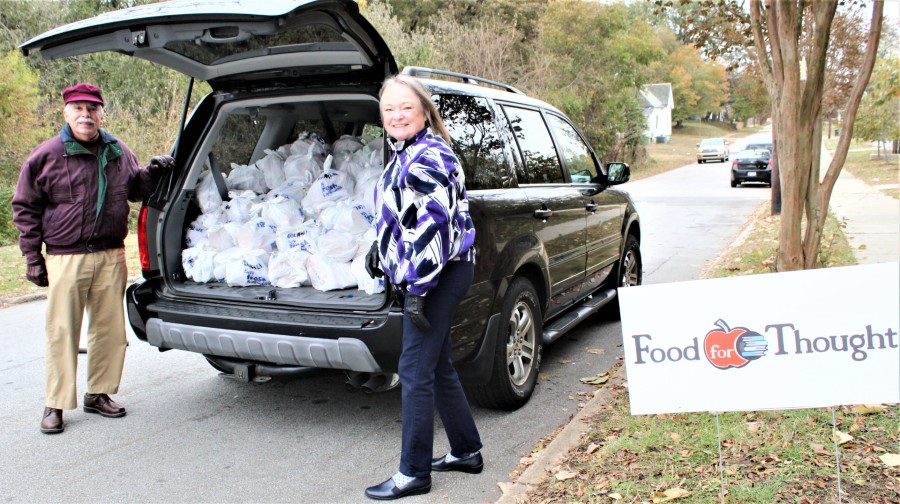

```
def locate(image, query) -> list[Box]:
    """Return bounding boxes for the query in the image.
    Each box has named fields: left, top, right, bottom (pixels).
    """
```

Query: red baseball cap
left=62, top=82, right=105, bottom=106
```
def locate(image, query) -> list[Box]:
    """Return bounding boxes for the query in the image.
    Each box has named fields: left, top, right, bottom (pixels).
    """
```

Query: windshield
left=700, top=138, right=725, bottom=146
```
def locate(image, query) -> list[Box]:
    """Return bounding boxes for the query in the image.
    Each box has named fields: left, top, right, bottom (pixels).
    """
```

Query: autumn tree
left=730, top=61, right=771, bottom=125
left=854, top=55, right=900, bottom=155
left=525, top=1, right=663, bottom=162
left=648, top=38, right=730, bottom=126
left=749, top=0, right=884, bottom=271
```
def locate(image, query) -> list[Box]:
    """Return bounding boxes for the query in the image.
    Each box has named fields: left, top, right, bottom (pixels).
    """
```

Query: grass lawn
left=0, top=233, right=141, bottom=304
left=636, top=120, right=764, bottom=181
left=839, top=149, right=900, bottom=200
left=521, top=202, right=900, bottom=503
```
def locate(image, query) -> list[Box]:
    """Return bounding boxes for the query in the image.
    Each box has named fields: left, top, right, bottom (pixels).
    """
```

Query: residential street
left=0, top=132, right=771, bottom=503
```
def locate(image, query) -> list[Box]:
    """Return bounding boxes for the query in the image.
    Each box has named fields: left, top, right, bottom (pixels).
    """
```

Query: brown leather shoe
left=40, top=407, right=64, bottom=434
left=83, top=393, right=126, bottom=418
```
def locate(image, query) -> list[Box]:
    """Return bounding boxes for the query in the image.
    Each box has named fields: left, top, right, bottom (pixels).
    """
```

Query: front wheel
left=608, top=234, right=642, bottom=319
left=466, top=277, right=543, bottom=411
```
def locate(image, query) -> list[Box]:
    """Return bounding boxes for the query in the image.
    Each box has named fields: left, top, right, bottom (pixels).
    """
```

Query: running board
left=542, top=289, right=617, bottom=344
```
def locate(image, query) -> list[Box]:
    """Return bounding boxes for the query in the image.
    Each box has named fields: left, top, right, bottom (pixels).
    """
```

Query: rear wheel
left=467, top=277, right=542, bottom=410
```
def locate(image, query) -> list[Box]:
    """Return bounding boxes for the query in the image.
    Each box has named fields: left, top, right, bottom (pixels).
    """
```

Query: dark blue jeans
left=398, top=261, right=482, bottom=477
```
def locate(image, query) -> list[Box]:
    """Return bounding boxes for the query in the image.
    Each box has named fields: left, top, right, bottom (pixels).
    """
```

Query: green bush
left=0, top=183, right=20, bottom=247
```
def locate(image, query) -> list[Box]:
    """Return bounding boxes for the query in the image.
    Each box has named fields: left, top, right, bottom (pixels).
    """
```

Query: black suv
left=22, top=0, right=641, bottom=410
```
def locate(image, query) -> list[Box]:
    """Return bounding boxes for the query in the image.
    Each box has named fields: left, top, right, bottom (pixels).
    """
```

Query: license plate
left=748, top=171, right=757, bottom=177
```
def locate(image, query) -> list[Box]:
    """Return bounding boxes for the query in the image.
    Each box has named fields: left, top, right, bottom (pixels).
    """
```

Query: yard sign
left=618, top=262, right=900, bottom=415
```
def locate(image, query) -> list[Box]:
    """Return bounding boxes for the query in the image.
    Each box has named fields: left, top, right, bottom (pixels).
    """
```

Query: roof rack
left=401, top=66, right=525, bottom=96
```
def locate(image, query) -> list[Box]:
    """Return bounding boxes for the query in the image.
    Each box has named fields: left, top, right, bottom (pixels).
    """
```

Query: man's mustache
left=77, top=119, right=96, bottom=126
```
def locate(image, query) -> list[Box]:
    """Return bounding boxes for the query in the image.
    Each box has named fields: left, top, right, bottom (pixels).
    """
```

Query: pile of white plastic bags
left=181, top=131, right=385, bottom=294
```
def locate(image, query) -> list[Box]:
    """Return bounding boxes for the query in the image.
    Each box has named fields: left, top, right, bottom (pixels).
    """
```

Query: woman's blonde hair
left=379, top=74, right=451, bottom=143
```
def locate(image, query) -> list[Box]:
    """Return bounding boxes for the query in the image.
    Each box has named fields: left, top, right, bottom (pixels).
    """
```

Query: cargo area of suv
left=22, top=0, right=642, bottom=410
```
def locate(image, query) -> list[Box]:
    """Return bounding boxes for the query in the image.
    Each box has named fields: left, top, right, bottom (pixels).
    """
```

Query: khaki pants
left=44, top=249, right=128, bottom=410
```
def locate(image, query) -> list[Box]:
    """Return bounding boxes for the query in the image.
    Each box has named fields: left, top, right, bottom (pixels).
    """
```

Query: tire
left=467, top=277, right=543, bottom=410
left=731, top=177, right=739, bottom=188
left=608, top=234, right=642, bottom=319
left=698, top=159, right=704, bottom=164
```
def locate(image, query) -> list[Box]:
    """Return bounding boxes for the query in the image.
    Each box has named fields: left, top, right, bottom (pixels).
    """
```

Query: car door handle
left=585, top=202, right=598, bottom=212
left=533, top=208, right=553, bottom=220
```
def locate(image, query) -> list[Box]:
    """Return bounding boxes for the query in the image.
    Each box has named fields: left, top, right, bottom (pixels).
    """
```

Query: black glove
left=26, top=259, right=49, bottom=287
left=364, top=241, right=383, bottom=279
left=148, top=155, right=175, bottom=178
left=405, top=293, right=431, bottom=332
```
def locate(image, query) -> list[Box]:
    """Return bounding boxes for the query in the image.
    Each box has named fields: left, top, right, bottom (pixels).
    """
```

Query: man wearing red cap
left=12, top=82, right=174, bottom=434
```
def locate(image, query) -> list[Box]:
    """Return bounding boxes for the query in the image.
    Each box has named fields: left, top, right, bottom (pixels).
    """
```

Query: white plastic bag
left=275, top=224, right=320, bottom=253
left=290, top=131, right=329, bottom=157
left=255, top=149, right=286, bottom=190
left=237, top=218, right=277, bottom=252
left=254, top=195, right=304, bottom=229
left=306, top=255, right=357, bottom=291
left=301, top=155, right=356, bottom=215
left=206, top=222, right=242, bottom=251
left=268, top=248, right=312, bottom=288
left=316, top=229, right=359, bottom=262
left=181, top=246, right=217, bottom=283
left=227, top=163, right=267, bottom=194
left=223, top=248, right=270, bottom=287
left=351, top=252, right=385, bottom=295
left=319, top=199, right=374, bottom=235
left=195, top=170, right=224, bottom=215
left=223, top=190, right=260, bottom=224
left=267, top=178, right=309, bottom=203
left=283, top=144, right=325, bottom=184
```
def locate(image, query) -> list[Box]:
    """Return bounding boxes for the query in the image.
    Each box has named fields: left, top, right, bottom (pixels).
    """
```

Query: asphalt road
left=0, top=130, right=771, bottom=503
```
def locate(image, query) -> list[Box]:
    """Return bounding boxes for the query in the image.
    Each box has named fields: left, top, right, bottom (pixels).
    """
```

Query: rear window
left=165, top=24, right=348, bottom=65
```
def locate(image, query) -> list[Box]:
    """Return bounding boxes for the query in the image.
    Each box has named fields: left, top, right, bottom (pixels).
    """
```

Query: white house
left=640, top=83, right=673, bottom=143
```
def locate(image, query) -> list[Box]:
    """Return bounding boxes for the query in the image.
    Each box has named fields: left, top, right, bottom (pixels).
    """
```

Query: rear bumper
left=145, top=318, right=384, bottom=372
left=732, top=167, right=772, bottom=182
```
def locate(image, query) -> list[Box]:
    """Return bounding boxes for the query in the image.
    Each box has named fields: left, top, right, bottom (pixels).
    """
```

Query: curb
left=496, top=364, right=625, bottom=504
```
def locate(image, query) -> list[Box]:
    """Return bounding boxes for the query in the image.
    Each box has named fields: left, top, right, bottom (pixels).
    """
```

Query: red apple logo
left=704, top=319, right=767, bottom=370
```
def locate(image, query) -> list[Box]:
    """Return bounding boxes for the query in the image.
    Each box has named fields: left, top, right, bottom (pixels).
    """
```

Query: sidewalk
left=828, top=167, right=900, bottom=264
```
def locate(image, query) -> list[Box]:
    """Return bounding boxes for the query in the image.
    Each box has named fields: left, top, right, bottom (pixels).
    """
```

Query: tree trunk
left=750, top=0, right=883, bottom=272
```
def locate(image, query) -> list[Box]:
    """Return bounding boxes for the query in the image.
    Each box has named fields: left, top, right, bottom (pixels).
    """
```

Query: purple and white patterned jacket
left=374, top=128, right=476, bottom=296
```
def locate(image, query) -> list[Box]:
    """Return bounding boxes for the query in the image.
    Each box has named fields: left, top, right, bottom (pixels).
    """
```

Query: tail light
left=137, top=204, right=150, bottom=271
left=732, top=160, right=737, bottom=169
left=767, top=160, right=772, bottom=168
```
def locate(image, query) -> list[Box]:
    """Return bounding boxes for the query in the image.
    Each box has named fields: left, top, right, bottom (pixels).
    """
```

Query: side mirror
left=606, top=162, right=630, bottom=185
left=695, top=143, right=700, bottom=147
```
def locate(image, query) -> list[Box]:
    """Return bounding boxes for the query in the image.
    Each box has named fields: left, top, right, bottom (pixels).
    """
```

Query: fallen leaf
left=497, top=482, right=510, bottom=494
left=747, top=421, right=764, bottom=432
left=555, top=470, right=579, bottom=481
left=851, top=404, right=884, bottom=415
left=538, top=372, right=551, bottom=380
left=652, top=487, right=690, bottom=502
left=519, top=456, right=535, bottom=465
left=586, top=348, right=606, bottom=355
left=580, top=372, right=610, bottom=386
left=834, top=430, right=854, bottom=445
left=809, top=442, right=825, bottom=452
left=559, top=359, right=573, bottom=364
left=609, top=493, right=623, bottom=500
left=669, top=432, right=682, bottom=443
left=880, top=453, right=900, bottom=467
left=586, top=442, right=599, bottom=454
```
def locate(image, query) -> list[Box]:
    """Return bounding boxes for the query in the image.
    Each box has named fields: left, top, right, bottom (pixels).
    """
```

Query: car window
left=435, top=94, right=514, bottom=190
left=500, top=105, right=564, bottom=184
left=165, top=24, right=347, bottom=66
left=700, top=138, right=725, bottom=146
left=545, top=114, right=598, bottom=183
left=210, top=112, right=267, bottom=167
